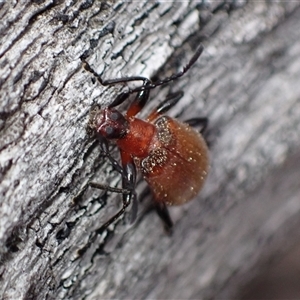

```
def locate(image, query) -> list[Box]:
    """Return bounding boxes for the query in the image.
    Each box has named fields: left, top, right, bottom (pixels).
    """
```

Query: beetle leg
left=125, top=82, right=150, bottom=117
left=82, top=59, right=150, bottom=87
left=107, top=77, right=151, bottom=112
left=82, top=44, right=204, bottom=113
left=96, top=151, right=138, bottom=233
left=155, top=202, right=173, bottom=234
left=88, top=138, right=126, bottom=187
left=88, top=142, right=138, bottom=233
left=98, top=139, right=126, bottom=176
left=146, top=91, right=184, bottom=122
left=95, top=197, right=132, bottom=235
left=90, top=156, right=137, bottom=236
left=87, top=179, right=132, bottom=234
left=89, top=182, right=131, bottom=194
left=82, top=44, right=203, bottom=95
left=120, top=151, right=138, bottom=223
left=103, top=42, right=202, bottom=99
left=184, top=117, right=208, bottom=134
left=82, top=58, right=152, bottom=111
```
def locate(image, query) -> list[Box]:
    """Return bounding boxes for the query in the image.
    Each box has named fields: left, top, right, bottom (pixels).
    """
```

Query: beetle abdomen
left=138, top=116, right=209, bottom=206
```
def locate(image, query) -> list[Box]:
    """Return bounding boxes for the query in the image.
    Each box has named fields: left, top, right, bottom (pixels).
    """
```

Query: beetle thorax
left=116, top=117, right=157, bottom=158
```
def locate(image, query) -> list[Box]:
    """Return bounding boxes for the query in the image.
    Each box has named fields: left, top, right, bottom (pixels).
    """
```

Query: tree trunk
left=1, top=1, right=300, bottom=299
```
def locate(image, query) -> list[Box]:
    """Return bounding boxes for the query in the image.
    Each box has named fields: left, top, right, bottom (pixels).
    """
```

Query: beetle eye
left=105, top=126, right=114, bottom=135
left=110, top=111, right=120, bottom=121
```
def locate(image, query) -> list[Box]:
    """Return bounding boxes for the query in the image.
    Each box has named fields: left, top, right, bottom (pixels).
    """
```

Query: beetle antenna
left=129, top=44, right=204, bottom=93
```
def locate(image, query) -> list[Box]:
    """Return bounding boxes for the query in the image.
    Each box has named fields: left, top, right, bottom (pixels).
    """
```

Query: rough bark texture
left=1, top=1, right=300, bottom=299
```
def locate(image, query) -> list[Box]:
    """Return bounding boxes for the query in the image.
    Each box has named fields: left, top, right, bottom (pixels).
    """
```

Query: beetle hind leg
left=155, top=202, right=173, bottom=234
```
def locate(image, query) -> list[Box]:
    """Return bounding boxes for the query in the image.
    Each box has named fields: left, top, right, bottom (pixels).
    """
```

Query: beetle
left=81, top=44, right=209, bottom=233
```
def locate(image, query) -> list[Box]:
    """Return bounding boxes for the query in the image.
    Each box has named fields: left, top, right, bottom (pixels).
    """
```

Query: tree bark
left=1, top=1, right=300, bottom=299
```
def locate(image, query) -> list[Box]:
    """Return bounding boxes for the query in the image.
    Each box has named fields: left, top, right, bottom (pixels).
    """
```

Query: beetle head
left=88, top=105, right=129, bottom=140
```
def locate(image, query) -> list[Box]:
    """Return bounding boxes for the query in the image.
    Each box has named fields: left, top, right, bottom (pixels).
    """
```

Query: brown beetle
left=82, top=45, right=209, bottom=232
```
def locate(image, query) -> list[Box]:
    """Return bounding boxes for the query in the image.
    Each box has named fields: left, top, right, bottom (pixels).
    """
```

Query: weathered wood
left=1, top=1, right=300, bottom=299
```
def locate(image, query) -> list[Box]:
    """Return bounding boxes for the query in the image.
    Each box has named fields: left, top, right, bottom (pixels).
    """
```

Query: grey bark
left=1, top=1, right=300, bottom=299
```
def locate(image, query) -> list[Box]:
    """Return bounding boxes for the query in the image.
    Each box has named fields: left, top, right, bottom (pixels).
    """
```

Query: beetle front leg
left=87, top=145, right=137, bottom=236
left=93, top=150, right=137, bottom=234
left=82, top=58, right=151, bottom=113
